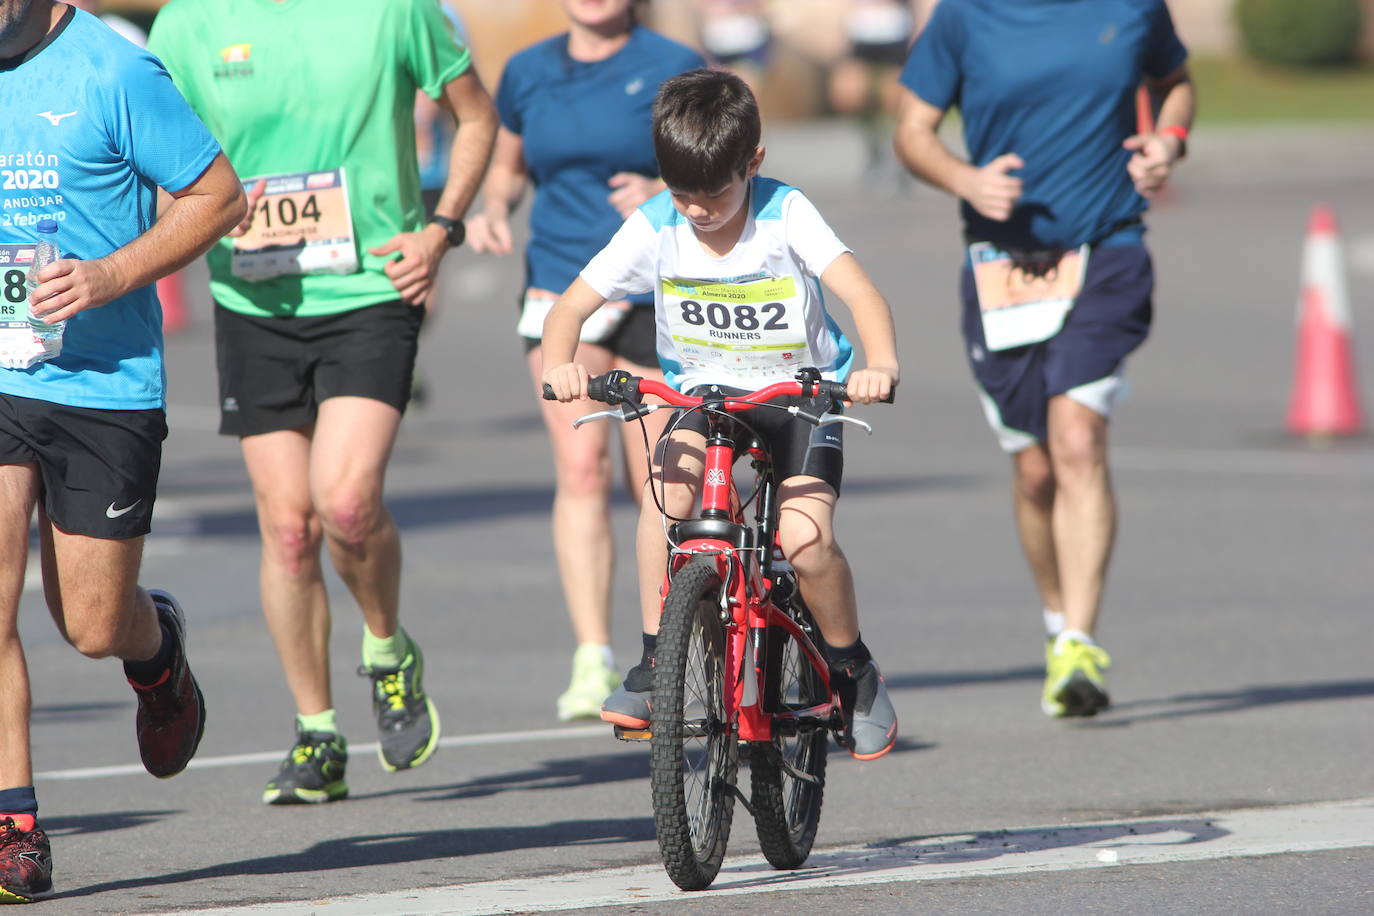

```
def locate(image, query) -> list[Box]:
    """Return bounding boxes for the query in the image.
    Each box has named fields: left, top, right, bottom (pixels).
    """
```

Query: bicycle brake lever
left=817, top=414, right=873, bottom=435
left=571, top=403, right=660, bottom=429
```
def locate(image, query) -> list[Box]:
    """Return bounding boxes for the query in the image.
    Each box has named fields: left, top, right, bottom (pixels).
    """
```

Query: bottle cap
left=37, top=220, right=58, bottom=234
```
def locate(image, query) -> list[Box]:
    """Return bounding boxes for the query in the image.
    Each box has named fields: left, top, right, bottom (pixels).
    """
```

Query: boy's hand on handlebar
left=541, top=362, right=590, bottom=402
left=845, top=366, right=899, bottom=405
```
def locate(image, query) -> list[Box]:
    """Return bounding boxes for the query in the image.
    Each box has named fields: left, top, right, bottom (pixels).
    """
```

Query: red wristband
left=1159, top=125, right=1188, bottom=158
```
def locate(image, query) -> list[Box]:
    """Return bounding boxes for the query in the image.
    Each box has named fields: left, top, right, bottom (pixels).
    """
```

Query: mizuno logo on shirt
left=37, top=111, right=77, bottom=126
left=625, top=78, right=645, bottom=95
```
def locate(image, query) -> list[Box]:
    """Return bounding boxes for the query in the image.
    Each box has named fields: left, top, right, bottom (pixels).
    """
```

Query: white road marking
left=1112, top=445, right=1371, bottom=478
left=35, top=725, right=607, bottom=781
left=148, top=797, right=1374, bottom=916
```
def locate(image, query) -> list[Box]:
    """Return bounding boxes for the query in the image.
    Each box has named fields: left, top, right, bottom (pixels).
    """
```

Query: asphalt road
left=17, top=121, right=1374, bottom=915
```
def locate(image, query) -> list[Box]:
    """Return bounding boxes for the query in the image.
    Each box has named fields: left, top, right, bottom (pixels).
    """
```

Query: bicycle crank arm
left=719, top=778, right=755, bottom=819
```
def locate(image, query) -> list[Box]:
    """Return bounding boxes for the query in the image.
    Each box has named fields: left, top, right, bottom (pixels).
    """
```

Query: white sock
left=588, top=644, right=614, bottom=668
left=1043, top=609, right=1065, bottom=637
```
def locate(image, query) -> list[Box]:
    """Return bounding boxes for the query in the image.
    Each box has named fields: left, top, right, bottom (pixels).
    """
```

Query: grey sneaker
left=836, top=660, right=898, bottom=760
left=599, top=661, right=653, bottom=729
left=262, top=729, right=348, bottom=805
left=358, top=635, right=440, bottom=772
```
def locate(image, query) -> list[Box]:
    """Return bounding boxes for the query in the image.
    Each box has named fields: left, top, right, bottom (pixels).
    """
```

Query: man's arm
left=892, top=89, right=1023, bottom=222
left=368, top=68, right=498, bottom=304
left=31, top=153, right=245, bottom=323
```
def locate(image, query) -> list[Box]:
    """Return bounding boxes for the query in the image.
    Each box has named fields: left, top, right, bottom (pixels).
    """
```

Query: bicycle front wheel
left=650, top=556, right=738, bottom=891
left=750, top=589, right=829, bottom=869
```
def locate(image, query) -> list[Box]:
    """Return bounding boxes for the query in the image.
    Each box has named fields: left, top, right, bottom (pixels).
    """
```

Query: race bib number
left=517, top=290, right=631, bottom=343
left=662, top=275, right=811, bottom=381
left=231, top=168, right=359, bottom=281
left=0, top=243, right=58, bottom=370
left=970, top=243, right=1089, bottom=351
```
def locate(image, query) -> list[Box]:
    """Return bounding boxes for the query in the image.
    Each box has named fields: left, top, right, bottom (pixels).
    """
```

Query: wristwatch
left=429, top=215, right=465, bottom=248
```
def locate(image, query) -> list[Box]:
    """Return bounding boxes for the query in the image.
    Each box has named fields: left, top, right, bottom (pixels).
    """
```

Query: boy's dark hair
left=652, top=68, right=761, bottom=193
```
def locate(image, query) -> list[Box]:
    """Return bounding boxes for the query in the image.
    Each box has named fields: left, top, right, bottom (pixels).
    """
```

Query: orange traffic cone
left=1285, top=204, right=1365, bottom=439
left=157, top=270, right=189, bottom=334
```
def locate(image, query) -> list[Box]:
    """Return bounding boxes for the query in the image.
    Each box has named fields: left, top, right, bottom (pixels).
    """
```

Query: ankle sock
left=1056, top=629, right=1095, bottom=649
left=823, top=635, right=872, bottom=672
left=296, top=709, right=339, bottom=735
left=0, top=786, right=37, bottom=818
left=123, top=618, right=176, bottom=687
left=363, top=627, right=408, bottom=669
left=639, top=632, right=657, bottom=668
left=1043, top=608, right=1065, bottom=638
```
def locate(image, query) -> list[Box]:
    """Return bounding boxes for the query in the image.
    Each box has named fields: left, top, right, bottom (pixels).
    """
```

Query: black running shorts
left=663, top=386, right=845, bottom=495
left=214, top=300, right=424, bottom=436
left=0, top=392, right=165, bottom=539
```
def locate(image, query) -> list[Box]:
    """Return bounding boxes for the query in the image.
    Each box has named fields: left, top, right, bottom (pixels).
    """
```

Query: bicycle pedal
left=613, top=725, right=652, bottom=742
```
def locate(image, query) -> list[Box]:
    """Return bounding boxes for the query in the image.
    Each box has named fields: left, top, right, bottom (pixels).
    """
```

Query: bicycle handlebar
left=542, top=368, right=895, bottom=413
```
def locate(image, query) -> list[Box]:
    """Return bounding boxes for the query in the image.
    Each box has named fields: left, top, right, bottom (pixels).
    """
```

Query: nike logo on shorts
left=106, top=500, right=142, bottom=518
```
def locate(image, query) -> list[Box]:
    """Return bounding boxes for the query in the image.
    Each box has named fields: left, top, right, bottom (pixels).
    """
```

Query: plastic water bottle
left=25, top=220, right=63, bottom=337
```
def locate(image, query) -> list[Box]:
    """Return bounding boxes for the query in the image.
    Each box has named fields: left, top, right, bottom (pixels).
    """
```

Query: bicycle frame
left=662, top=393, right=841, bottom=746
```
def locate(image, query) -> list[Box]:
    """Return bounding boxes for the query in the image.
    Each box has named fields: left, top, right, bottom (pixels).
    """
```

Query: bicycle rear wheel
left=750, top=585, right=829, bottom=869
left=650, top=556, right=738, bottom=891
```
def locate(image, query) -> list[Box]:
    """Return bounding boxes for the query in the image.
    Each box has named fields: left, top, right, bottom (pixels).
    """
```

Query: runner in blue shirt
left=466, top=0, right=704, bottom=722
left=893, top=0, right=1194, bottom=719
left=0, top=0, right=244, bottom=902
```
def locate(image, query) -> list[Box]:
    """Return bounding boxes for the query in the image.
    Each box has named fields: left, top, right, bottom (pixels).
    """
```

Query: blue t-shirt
left=900, top=0, right=1187, bottom=250
left=495, top=26, right=704, bottom=301
left=0, top=7, right=221, bottom=409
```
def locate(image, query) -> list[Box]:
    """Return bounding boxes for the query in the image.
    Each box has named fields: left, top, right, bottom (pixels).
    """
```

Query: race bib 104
left=970, top=242, right=1089, bottom=351
left=662, top=275, right=812, bottom=381
left=231, top=168, right=359, bottom=281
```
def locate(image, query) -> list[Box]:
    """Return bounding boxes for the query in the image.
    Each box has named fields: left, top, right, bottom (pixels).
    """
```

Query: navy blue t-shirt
left=495, top=27, right=704, bottom=300
left=900, top=0, right=1187, bottom=250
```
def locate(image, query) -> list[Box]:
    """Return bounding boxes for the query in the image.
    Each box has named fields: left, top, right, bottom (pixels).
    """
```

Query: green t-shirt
left=149, top=0, right=470, bottom=317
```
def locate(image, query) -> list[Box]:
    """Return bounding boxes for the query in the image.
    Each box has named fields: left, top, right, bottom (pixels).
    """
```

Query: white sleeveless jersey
left=581, top=177, right=854, bottom=392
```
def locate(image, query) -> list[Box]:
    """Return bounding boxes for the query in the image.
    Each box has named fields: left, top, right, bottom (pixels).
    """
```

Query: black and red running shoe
left=129, top=590, right=206, bottom=778
left=0, top=815, right=51, bottom=903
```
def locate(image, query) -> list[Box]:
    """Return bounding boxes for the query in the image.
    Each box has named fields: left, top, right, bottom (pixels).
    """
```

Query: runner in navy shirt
left=466, top=0, right=704, bottom=723
left=893, top=0, right=1194, bottom=719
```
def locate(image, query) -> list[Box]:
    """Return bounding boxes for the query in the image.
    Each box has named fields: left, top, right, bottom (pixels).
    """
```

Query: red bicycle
left=552, top=368, right=886, bottom=890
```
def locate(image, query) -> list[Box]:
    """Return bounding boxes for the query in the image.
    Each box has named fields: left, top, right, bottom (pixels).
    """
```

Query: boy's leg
left=777, top=476, right=897, bottom=760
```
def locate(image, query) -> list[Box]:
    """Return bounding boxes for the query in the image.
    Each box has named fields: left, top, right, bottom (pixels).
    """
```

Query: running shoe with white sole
left=556, top=644, right=621, bottom=722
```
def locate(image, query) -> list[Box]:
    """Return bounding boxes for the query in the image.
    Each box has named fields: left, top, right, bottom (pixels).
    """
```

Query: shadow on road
left=146, top=474, right=983, bottom=541
left=884, top=665, right=1043, bottom=692
left=347, top=752, right=647, bottom=804
left=54, top=816, right=654, bottom=901
left=1092, top=678, right=1374, bottom=726
left=42, top=810, right=177, bottom=839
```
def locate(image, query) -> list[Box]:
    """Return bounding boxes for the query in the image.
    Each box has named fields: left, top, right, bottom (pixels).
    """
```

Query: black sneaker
left=262, top=730, right=349, bottom=805
left=130, top=590, right=206, bottom=779
left=0, top=815, right=51, bottom=903
left=359, top=635, right=439, bottom=772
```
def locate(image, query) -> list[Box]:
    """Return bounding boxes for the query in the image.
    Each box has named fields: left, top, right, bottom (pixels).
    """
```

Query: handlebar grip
left=587, top=375, right=609, bottom=403
left=541, top=384, right=557, bottom=401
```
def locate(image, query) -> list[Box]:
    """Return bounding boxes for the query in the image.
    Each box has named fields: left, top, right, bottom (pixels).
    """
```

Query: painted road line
left=160, top=797, right=1374, bottom=916
left=35, top=725, right=607, bottom=781
left=1112, top=446, right=1372, bottom=478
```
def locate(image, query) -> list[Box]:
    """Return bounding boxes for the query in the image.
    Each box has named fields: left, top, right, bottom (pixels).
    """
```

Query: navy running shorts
left=0, top=392, right=165, bottom=539
left=960, top=243, right=1154, bottom=452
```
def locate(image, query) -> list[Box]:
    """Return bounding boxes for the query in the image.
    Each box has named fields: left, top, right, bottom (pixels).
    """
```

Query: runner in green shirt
left=149, top=0, right=498, bottom=805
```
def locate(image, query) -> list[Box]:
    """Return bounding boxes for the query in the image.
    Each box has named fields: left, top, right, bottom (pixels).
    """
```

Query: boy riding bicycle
left=542, top=68, right=900, bottom=760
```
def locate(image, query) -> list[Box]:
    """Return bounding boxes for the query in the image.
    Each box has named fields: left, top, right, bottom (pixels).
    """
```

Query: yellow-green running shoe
left=1042, top=637, right=1111, bottom=717
left=556, top=644, right=621, bottom=722
left=359, top=635, right=440, bottom=772
left=262, top=729, right=348, bottom=805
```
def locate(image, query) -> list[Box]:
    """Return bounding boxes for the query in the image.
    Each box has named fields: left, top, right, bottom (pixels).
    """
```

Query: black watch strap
left=430, top=215, right=465, bottom=248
